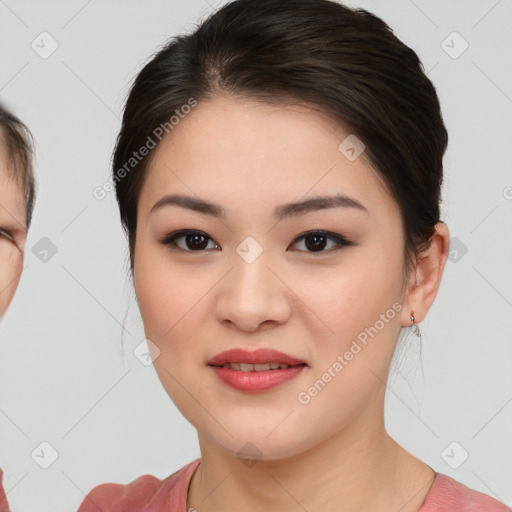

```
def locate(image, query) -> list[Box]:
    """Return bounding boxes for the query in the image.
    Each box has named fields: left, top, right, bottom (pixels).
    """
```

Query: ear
left=400, top=222, right=450, bottom=326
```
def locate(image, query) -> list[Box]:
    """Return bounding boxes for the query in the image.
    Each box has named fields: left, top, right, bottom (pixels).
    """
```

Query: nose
left=215, top=248, right=292, bottom=333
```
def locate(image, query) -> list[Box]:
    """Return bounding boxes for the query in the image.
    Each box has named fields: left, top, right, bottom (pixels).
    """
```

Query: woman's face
left=134, top=96, right=414, bottom=459
left=0, top=149, right=27, bottom=318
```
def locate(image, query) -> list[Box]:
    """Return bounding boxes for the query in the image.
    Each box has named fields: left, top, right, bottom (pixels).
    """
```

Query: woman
left=0, top=101, right=35, bottom=511
left=78, top=0, right=509, bottom=510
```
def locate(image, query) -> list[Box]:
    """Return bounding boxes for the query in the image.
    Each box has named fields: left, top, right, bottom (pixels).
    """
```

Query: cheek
left=0, top=244, right=23, bottom=314
left=133, top=244, right=211, bottom=413
left=304, top=255, right=402, bottom=338
left=133, top=241, right=212, bottom=356
left=290, top=269, right=402, bottom=441
left=301, top=250, right=404, bottom=403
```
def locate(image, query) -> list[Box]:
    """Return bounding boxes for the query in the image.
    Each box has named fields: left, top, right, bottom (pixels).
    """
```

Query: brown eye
left=161, top=230, right=220, bottom=251
left=160, top=229, right=353, bottom=254
left=290, top=231, right=353, bottom=254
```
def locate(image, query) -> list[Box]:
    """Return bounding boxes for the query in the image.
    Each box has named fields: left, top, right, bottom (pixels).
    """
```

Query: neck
left=187, top=409, right=435, bottom=512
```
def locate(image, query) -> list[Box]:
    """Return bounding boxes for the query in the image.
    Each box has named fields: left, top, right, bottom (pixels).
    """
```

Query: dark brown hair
left=113, top=0, right=448, bottom=289
left=0, top=101, right=36, bottom=229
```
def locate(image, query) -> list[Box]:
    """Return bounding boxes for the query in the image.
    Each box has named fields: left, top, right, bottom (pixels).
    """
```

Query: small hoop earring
left=410, top=310, right=422, bottom=342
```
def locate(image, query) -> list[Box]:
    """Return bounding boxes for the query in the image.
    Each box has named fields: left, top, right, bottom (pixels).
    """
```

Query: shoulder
left=420, top=472, right=510, bottom=511
left=77, top=459, right=201, bottom=512
left=0, top=468, right=10, bottom=512
left=77, top=474, right=162, bottom=512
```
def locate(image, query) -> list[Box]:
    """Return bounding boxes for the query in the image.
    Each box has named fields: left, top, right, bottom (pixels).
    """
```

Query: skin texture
left=0, top=145, right=27, bottom=319
left=133, top=95, right=450, bottom=512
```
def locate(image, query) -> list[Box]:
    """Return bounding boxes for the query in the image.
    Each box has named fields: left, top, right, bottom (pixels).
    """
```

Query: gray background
left=0, top=0, right=511, bottom=510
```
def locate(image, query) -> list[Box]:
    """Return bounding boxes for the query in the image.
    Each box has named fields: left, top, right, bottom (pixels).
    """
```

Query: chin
left=196, top=414, right=318, bottom=463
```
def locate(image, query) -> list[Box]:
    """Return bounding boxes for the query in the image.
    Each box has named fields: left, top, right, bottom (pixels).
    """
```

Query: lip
left=207, top=348, right=307, bottom=392
left=207, top=348, right=306, bottom=366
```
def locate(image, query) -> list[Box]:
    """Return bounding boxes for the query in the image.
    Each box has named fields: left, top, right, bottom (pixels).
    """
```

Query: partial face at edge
left=0, top=149, right=27, bottom=318
left=132, top=96, right=412, bottom=460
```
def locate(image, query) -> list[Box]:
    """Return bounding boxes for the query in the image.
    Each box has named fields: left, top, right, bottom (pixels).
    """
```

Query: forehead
left=139, top=96, right=396, bottom=220
left=0, top=149, right=26, bottom=223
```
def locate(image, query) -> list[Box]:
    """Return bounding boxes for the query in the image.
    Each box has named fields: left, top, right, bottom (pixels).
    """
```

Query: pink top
left=77, top=459, right=510, bottom=512
left=0, top=469, right=10, bottom=512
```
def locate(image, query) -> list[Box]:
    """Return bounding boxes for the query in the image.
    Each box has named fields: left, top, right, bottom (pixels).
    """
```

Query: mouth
left=210, top=361, right=307, bottom=371
left=207, top=348, right=307, bottom=368
left=207, top=348, right=308, bottom=392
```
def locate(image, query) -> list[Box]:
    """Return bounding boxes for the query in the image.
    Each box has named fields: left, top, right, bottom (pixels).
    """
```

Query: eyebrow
left=150, top=193, right=369, bottom=220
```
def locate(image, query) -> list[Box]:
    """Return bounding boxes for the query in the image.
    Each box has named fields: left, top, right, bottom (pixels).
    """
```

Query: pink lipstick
left=207, top=348, right=307, bottom=392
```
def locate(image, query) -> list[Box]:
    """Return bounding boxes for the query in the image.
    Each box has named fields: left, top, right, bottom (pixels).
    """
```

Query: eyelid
left=0, top=228, right=14, bottom=242
left=0, top=227, right=26, bottom=253
left=160, top=229, right=353, bottom=253
left=159, top=230, right=220, bottom=251
left=292, top=230, right=353, bottom=251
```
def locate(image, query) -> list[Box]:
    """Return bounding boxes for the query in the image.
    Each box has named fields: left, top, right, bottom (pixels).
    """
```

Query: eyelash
left=0, top=228, right=14, bottom=242
left=159, top=229, right=354, bottom=254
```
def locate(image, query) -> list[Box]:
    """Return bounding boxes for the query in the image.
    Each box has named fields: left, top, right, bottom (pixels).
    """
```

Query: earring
left=410, top=310, right=422, bottom=342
